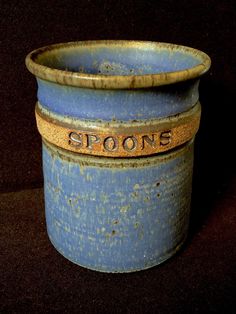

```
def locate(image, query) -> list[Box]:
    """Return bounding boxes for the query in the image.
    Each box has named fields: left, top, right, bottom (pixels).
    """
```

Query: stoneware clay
left=26, top=40, right=211, bottom=272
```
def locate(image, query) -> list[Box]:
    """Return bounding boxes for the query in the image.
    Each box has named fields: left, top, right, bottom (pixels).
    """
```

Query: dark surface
left=1, top=0, right=236, bottom=313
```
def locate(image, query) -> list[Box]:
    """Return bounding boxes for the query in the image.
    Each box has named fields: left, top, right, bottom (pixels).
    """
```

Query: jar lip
left=25, top=40, right=211, bottom=89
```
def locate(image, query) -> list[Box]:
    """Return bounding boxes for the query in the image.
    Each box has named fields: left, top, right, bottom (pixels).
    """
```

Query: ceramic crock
left=26, top=41, right=211, bottom=272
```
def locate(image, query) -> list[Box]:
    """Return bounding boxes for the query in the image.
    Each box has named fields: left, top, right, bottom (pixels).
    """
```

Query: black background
left=1, top=0, right=236, bottom=313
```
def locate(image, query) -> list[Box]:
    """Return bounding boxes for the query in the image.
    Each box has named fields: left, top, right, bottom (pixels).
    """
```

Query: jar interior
left=36, top=43, right=203, bottom=76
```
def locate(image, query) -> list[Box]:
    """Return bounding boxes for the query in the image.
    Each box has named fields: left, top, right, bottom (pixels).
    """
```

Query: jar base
left=47, top=232, right=187, bottom=273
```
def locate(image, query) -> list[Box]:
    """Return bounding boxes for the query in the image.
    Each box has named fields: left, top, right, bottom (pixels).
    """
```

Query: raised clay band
left=35, top=102, right=201, bottom=157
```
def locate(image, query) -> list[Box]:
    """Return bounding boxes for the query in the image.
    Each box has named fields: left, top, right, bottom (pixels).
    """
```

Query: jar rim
left=25, top=40, right=211, bottom=89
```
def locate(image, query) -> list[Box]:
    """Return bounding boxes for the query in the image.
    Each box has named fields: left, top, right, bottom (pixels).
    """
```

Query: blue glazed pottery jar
left=26, top=41, right=211, bottom=272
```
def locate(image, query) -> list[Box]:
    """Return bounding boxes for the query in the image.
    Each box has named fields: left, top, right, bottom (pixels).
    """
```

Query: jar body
left=25, top=41, right=211, bottom=272
left=43, top=139, right=193, bottom=272
left=38, top=79, right=198, bottom=272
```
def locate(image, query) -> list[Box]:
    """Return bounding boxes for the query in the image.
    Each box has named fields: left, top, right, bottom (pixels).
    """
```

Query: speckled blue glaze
left=37, top=79, right=199, bottom=121
left=36, top=43, right=202, bottom=121
left=26, top=41, right=210, bottom=272
left=43, top=140, right=193, bottom=272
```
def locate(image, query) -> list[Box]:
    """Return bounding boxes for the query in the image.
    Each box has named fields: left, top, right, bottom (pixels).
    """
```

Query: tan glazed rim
left=25, top=40, right=211, bottom=89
